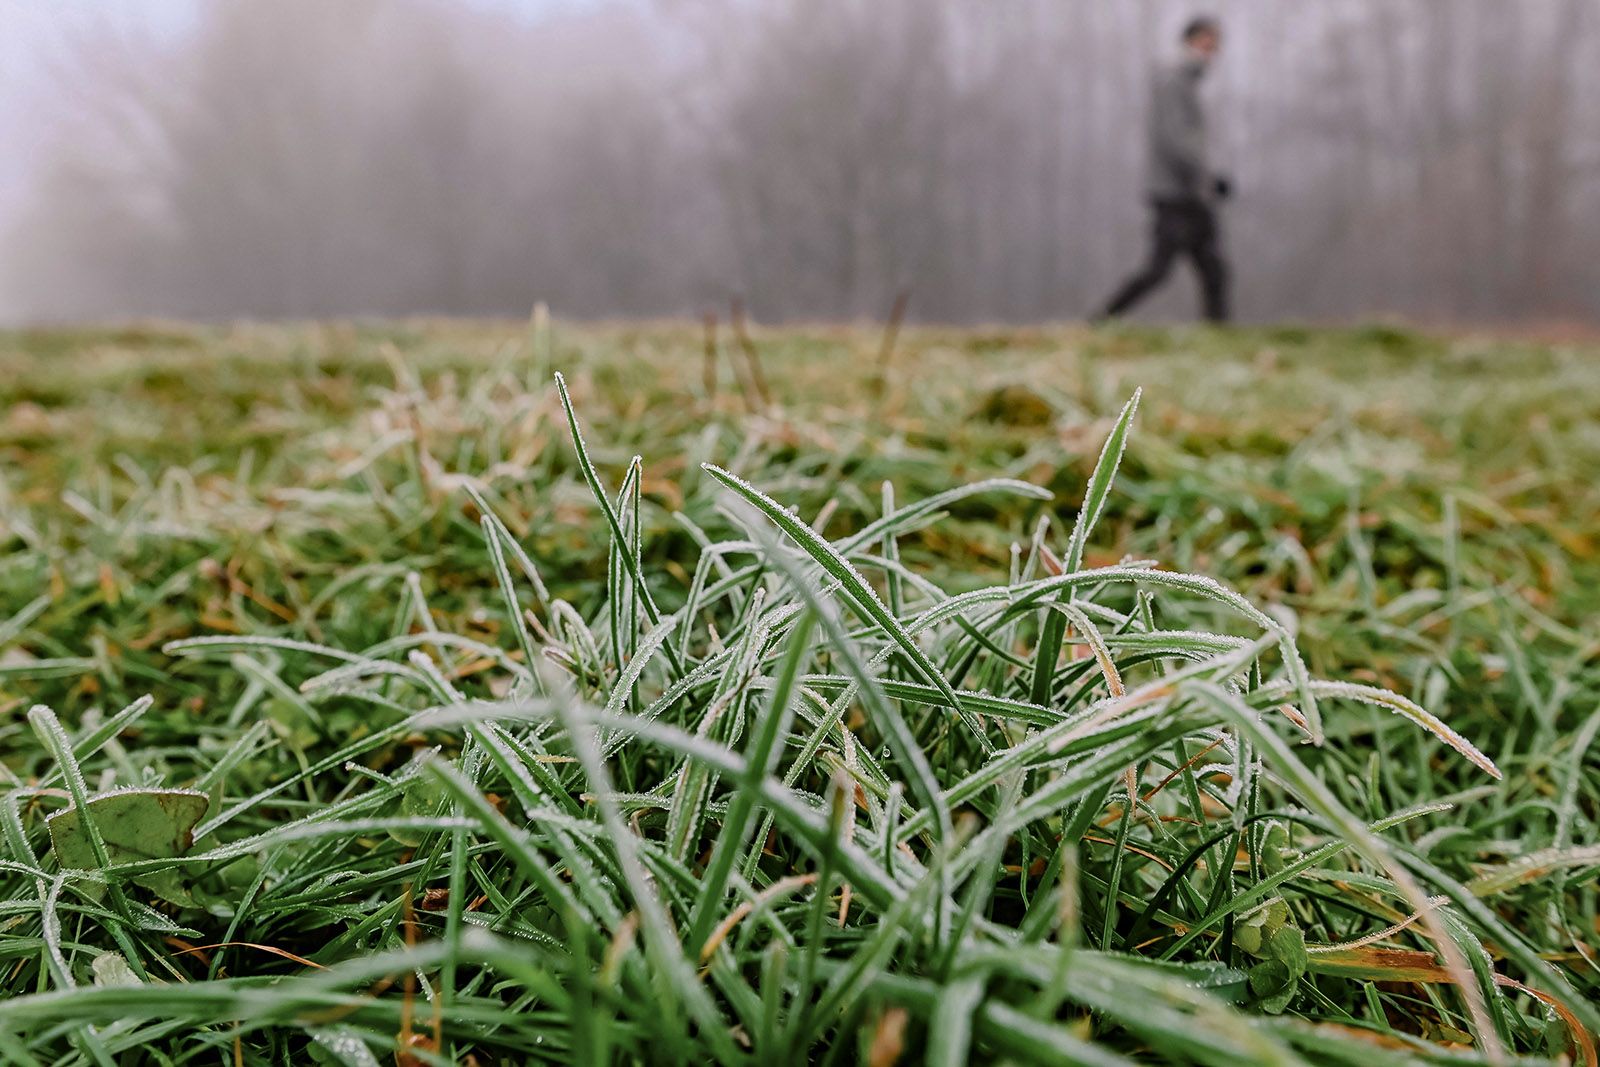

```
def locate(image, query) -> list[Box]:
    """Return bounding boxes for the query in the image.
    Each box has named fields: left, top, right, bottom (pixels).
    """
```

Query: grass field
left=1, top=320, right=1597, bottom=1065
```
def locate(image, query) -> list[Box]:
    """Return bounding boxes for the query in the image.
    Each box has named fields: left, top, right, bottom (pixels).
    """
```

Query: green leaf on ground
left=47, top=788, right=209, bottom=906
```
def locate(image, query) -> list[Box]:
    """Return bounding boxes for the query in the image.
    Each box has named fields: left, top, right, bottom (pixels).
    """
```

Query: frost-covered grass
left=0, top=321, right=1597, bottom=1064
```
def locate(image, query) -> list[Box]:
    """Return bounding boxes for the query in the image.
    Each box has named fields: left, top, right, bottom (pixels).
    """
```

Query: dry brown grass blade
left=729, top=296, right=771, bottom=410
left=168, top=940, right=325, bottom=971
left=1308, top=947, right=1597, bottom=1067
left=868, top=1004, right=910, bottom=1067
left=702, top=310, right=719, bottom=400
left=698, top=873, right=819, bottom=969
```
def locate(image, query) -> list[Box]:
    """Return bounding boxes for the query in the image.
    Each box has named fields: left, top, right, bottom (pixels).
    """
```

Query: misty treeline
left=9, top=0, right=1599, bottom=324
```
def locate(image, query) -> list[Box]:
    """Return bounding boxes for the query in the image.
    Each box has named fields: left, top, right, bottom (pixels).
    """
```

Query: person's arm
left=1151, top=70, right=1206, bottom=196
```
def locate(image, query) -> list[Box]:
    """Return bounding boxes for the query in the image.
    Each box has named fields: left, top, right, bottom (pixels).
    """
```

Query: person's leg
left=1098, top=205, right=1180, bottom=319
left=1186, top=205, right=1230, bottom=323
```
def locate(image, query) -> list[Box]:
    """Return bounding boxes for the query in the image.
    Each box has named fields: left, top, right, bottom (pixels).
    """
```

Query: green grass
left=1, top=320, right=1597, bottom=1064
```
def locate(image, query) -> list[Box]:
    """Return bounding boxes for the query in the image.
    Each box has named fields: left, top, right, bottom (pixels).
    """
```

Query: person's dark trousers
left=1099, top=198, right=1230, bottom=322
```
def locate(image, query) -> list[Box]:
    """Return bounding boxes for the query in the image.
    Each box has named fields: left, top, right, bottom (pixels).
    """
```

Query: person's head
left=1182, top=16, right=1221, bottom=64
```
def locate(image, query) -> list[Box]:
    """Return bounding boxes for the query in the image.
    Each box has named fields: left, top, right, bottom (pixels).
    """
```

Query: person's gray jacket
left=1146, top=56, right=1212, bottom=202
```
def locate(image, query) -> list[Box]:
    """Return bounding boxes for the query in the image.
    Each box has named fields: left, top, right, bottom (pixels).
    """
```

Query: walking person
left=1098, top=16, right=1231, bottom=323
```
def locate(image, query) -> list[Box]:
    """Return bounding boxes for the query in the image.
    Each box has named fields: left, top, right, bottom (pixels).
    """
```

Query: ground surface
left=0, top=321, right=1596, bottom=1064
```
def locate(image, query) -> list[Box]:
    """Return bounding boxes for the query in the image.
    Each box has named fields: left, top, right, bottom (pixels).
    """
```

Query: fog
left=4, top=0, right=1597, bottom=325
